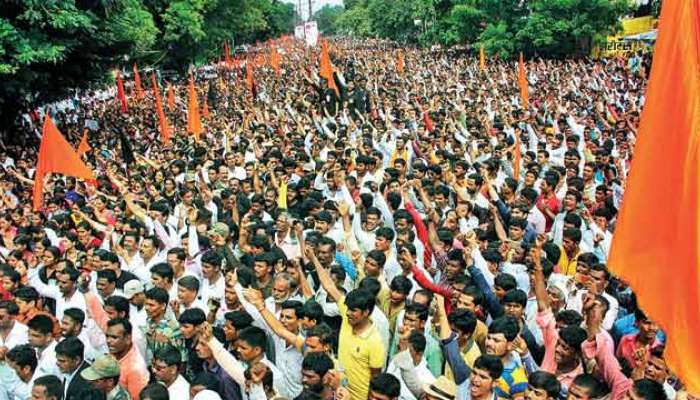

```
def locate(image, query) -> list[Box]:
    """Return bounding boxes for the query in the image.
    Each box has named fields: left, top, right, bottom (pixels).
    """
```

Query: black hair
left=448, top=308, right=478, bottom=337
left=63, top=307, right=86, bottom=325
left=281, top=300, right=304, bottom=318
left=405, top=302, right=429, bottom=322
left=150, top=263, right=174, bottom=282
left=571, top=374, right=608, bottom=398
left=0, top=300, right=19, bottom=316
left=555, top=310, right=584, bottom=327
left=369, top=373, right=401, bottom=398
left=154, top=344, right=182, bottom=367
left=27, top=314, right=54, bottom=335
left=344, top=289, right=375, bottom=313
left=390, top=275, right=412, bottom=296
left=178, top=308, right=206, bottom=326
left=301, top=351, right=334, bottom=377
left=105, top=296, right=130, bottom=315
left=528, top=371, right=561, bottom=397
left=366, top=250, right=387, bottom=267
left=97, top=269, right=117, bottom=283
left=502, top=289, right=527, bottom=308
left=6, top=344, right=37, bottom=371
left=55, top=336, right=84, bottom=360
left=107, top=317, right=133, bottom=335
left=375, top=227, right=395, bottom=241
left=224, top=310, right=254, bottom=330
left=408, top=331, right=427, bottom=354
left=474, top=354, right=504, bottom=379
left=33, top=375, right=63, bottom=399
left=238, top=326, right=267, bottom=350
left=488, top=316, right=519, bottom=341
left=306, top=323, right=334, bottom=347
left=145, top=287, right=169, bottom=304
left=494, top=273, right=517, bottom=292
left=299, top=301, right=324, bottom=324
left=138, top=383, right=170, bottom=400
left=191, top=372, right=220, bottom=392
left=177, top=275, right=200, bottom=292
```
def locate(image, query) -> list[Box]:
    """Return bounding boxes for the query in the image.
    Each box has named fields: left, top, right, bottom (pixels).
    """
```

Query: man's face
left=195, top=338, right=213, bottom=359
left=644, top=355, right=668, bottom=382
left=167, top=254, right=183, bottom=272
left=554, top=338, right=577, bottom=365
left=105, top=324, right=130, bottom=355
left=301, top=369, right=324, bottom=393
left=469, top=367, right=495, bottom=399
left=61, top=316, right=80, bottom=337
left=280, top=308, right=299, bottom=333
left=122, top=236, right=137, bottom=252
left=30, top=385, right=53, bottom=400
left=445, top=260, right=462, bottom=279
left=403, top=311, right=424, bottom=331
left=364, top=257, right=382, bottom=277
left=525, top=385, right=550, bottom=400
left=28, top=328, right=51, bottom=349
left=503, top=302, right=524, bottom=320
left=374, top=236, right=391, bottom=252
left=272, top=280, right=290, bottom=303
left=587, top=269, right=608, bottom=293
left=153, top=359, right=178, bottom=383
left=57, top=273, right=75, bottom=296
left=253, top=261, right=271, bottom=280
left=365, top=214, right=380, bottom=231
left=236, top=340, right=259, bottom=362
left=303, top=336, right=326, bottom=354
left=562, top=237, right=577, bottom=254
left=345, top=307, right=368, bottom=327
left=485, top=333, right=509, bottom=357
left=368, top=391, right=394, bottom=400
left=0, top=308, right=14, bottom=329
left=151, top=274, right=169, bottom=290
left=637, top=319, right=659, bottom=342
left=140, top=239, right=157, bottom=259
left=96, top=278, right=115, bottom=298
left=177, top=286, right=197, bottom=304
left=181, top=323, right=198, bottom=339
left=317, top=244, right=334, bottom=267
left=202, top=263, right=219, bottom=280
left=56, top=354, right=81, bottom=374
left=144, top=298, right=165, bottom=320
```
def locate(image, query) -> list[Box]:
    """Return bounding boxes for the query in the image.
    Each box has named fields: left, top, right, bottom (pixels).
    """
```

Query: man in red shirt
left=536, top=174, right=562, bottom=232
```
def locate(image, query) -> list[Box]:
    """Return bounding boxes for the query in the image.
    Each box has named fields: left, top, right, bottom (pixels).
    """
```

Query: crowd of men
left=0, top=38, right=683, bottom=400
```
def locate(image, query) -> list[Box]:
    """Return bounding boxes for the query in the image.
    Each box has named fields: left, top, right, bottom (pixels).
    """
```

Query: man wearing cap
left=81, top=354, right=132, bottom=400
left=123, top=280, right=147, bottom=329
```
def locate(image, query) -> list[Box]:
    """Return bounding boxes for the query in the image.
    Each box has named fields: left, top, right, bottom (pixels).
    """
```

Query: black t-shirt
left=115, top=270, right=139, bottom=290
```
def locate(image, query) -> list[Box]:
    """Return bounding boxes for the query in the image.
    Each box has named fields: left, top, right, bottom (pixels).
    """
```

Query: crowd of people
left=0, top=37, right=682, bottom=400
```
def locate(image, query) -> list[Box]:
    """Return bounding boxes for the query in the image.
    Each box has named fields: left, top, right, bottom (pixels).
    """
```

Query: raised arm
left=244, top=288, right=304, bottom=350
left=305, top=246, right=343, bottom=303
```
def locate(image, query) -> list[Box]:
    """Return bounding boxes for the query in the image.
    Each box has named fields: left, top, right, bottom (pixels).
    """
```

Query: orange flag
left=608, top=0, right=700, bottom=393
left=480, top=45, right=486, bottom=71
left=187, top=77, right=203, bottom=140
left=513, top=134, right=521, bottom=179
left=396, top=52, right=405, bottom=75
left=167, top=84, right=176, bottom=110
left=202, top=97, right=210, bottom=118
left=518, top=52, right=529, bottom=108
left=133, top=64, right=144, bottom=100
left=223, top=41, right=233, bottom=68
left=319, top=40, right=339, bottom=96
left=151, top=73, right=170, bottom=144
left=77, top=129, right=91, bottom=157
left=246, top=58, right=256, bottom=98
left=270, top=46, right=281, bottom=75
left=33, top=115, right=95, bottom=210
left=115, top=71, right=128, bottom=113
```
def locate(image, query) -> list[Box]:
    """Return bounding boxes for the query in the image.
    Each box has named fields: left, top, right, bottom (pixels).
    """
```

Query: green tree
left=336, top=6, right=372, bottom=37
left=314, top=5, right=345, bottom=35
left=478, top=21, right=515, bottom=59
left=367, top=0, right=425, bottom=42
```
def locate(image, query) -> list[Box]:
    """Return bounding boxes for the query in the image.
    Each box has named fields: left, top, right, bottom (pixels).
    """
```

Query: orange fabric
left=223, top=41, right=233, bottom=68
left=480, top=45, right=486, bottom=71
left=116, top=71, right=128, bottom=113
left=77, top=129, right=91, bottom=157
left=187, top=77, right=203, bottom=140
left=320, top=40, right=339, bottom=96
left=270, top=46, right=281, bottom=75
left=518, top=52, right=529, bottom=108
left=202, top=96, right=210, bottom=118
left=246, top=58, right=255, bottom=95
left=151, top=73, right=170, bottom=144
left=33, top=115, right=95, bottom=210
left=608, top=0, right=700, bottom=394
left=396, top=52, right=405, bottom=75
left=133, top=64, right=144, bottom=100
left=167, top=83, right=176, bottom=110
left=513, top=134, right=521, bottom=179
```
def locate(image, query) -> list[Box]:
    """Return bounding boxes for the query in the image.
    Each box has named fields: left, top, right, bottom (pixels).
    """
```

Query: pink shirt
left=535, top=308, right=583, bottom=389
left=616, top=333, right=662, bottom=369
left=582, top=330, right=632, bottom=400
left=118, top=344, right=150, bottom=400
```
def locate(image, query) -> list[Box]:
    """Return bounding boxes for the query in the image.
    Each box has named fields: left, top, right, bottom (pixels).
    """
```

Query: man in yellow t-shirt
left=308, top=248, right=386, bottom=400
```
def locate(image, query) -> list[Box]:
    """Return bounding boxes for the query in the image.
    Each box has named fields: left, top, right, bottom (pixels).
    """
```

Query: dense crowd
left=0, top=38, right=681, bottom=400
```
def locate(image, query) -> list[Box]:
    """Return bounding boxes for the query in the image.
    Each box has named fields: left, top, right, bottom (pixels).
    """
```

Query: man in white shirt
left=28, top=264, right=86, bottom=321
left=387, top=334, right=435, bottom=400
left=152, top=345, right=190, bottom=400
left=27, top=314, right=61, bottom=378
left=60, top=308, right=100, bottom=364
left=199, top=251, right=225, bottom=307
left=4, top=344, right=37, bottom=400
left=123, top=280, right=148, bottom=330
left=0, top=301, right=28, bottom=349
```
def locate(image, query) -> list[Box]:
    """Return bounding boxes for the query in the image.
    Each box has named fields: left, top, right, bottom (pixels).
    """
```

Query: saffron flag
left=246, top=58, right=257, bottom=99
left=77, top=129, right=91, bottom=157
left=480, top=45, right=486, bottom=71
left=151, top=73, right=170, bottom=144
left=518, top=52, right=529, bottom=108
left=116, top=71, right=128, bottom=113
left=608, top=0, right=700, bottom=394
left=319, top=40, right=339, bottom=96
left=167, top=84, right=176, bottom=110
left=187, top=77, right=203, bottom=140
left=202, top=97, right=210, bottom=118
left=133, top=64, right=144, bottom=100
left=33, top=115, right=95, bottom=210
left=396, top=52, right=405, bottom=75
left=270, top=46, right=281, bottom=75
left=223, top=41, right=233, bottom=68
left=513, top=134, right=521, bottom=180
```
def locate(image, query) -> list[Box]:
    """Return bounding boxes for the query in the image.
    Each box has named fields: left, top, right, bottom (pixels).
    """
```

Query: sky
left=282, top=0, right=344, bottom=21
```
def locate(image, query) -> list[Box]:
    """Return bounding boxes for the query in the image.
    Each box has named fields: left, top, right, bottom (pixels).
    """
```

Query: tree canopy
left=0, top=0, right=295, bottom=131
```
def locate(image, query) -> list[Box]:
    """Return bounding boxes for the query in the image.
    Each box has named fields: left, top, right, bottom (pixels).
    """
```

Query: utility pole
left=308, top=0, right=313, bottom=21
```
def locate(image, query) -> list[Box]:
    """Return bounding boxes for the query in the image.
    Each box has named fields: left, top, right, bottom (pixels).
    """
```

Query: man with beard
left=300, top=352, right=335, bottom=400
